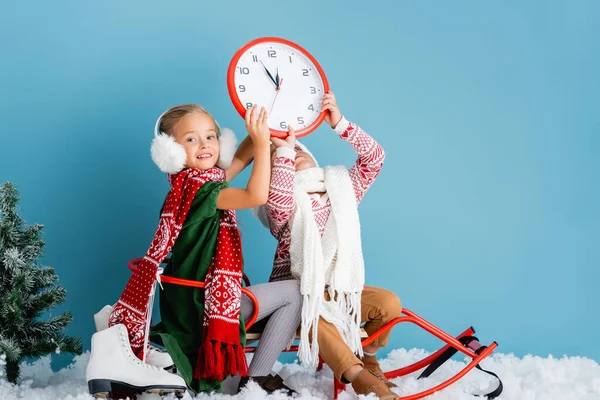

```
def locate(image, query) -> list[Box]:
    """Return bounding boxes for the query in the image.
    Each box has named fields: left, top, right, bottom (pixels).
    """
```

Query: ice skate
left=86, top=324, right=186, bottom=399
left=94, top=304, right=175, bottom=371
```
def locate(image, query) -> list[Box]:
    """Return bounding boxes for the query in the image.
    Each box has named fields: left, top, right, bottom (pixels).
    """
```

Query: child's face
left=270, top=144, right=316, bottom=171
left=172, top=112, right=220, bottom=170
left=294, top=147, right=316, bottom=171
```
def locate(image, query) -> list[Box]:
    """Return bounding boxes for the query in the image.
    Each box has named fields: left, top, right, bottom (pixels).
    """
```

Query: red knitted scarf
left=108, top=168, right=248, bottom=381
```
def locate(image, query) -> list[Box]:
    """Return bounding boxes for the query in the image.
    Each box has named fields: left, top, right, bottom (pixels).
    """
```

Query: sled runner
left=128, top=258, right=503, bottom=399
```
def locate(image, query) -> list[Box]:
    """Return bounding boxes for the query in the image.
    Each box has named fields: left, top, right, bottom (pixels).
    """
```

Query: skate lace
left=368, top=366, right=390, bottom=383
left=142, top=267, right=164, bottom=364
left=118, top=326, right=163, bottom=372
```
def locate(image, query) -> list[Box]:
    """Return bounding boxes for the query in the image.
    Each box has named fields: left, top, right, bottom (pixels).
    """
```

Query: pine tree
left=0, top=182, right=82, bottom=383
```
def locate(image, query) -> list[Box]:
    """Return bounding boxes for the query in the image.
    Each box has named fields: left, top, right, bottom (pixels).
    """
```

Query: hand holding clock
left=321, top=91, right=342, bottom=129
left=271, top=126, right=296, bottom=149
left=245, top=105, right=270, bottom=146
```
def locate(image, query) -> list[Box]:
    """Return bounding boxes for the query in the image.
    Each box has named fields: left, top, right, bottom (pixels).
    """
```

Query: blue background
left=1, top=1, right=598, bottom=370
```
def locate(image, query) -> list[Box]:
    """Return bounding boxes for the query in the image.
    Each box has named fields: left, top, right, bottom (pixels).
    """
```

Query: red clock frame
left=227, top=37, right=330, bottom=139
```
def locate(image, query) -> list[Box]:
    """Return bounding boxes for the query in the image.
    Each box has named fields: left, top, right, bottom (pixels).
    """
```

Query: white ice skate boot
left=94, top=305, right=175, bottom=371
left=86, top=323, right=186, bottom=399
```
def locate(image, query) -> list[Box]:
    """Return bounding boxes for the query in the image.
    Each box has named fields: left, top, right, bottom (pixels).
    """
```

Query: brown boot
left=238, top=374, right=296, bottom=396
left=362, top=354, right=398, bottom=388
left=351, top=369, right=399, bottom=400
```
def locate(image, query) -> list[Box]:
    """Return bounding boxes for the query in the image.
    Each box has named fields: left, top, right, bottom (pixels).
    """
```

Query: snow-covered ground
left=1, top=348, right=599, bottom=400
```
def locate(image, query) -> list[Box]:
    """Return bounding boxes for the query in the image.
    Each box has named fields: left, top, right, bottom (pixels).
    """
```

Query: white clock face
left=231, top=41, right=326, bottom=135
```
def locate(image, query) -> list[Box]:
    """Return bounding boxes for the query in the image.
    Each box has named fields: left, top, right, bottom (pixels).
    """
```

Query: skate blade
left=89, top=379, right=186, bottom=399
left=146, top=388, right=186, bottom=398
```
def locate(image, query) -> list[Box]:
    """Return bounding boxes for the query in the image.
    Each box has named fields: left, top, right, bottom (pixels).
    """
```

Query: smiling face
left=171, top=112, right=220, bottom=170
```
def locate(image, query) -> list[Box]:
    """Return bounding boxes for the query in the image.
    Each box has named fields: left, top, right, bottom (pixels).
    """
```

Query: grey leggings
left=241, top=279, right=302, bottom=377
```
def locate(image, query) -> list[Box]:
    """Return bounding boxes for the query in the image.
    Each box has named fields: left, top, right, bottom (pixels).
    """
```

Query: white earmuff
left=150, top=108, right=237, bottom=174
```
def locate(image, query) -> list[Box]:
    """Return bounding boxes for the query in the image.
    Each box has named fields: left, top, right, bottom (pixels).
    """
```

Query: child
left=87, top=104, right=288, bottom=396
left=255, top=92, right=403, bottom=400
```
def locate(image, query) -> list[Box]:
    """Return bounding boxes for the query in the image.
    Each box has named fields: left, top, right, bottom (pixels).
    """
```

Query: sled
left=128, top=258, right=503, bottom=399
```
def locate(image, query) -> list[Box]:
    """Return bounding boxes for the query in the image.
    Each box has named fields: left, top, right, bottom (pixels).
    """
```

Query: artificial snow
left=1, top=348, right=599, bottom=400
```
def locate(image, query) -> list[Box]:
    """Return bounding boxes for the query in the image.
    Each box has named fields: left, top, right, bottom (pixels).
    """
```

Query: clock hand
left=260, top=60, right=278, bottom=88
left=275, top=67, right=280, bottom=89
left=269, top=78, right=283, bottom=115
left=269, top=92, right=278, bottom=115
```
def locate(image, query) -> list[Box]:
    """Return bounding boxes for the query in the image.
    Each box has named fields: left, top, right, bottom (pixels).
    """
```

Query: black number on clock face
left=302, top=69, right=309, bottom=76
left=239, top=85, right=246, bottom=92
left=238, top=66, right=250, bottom=75
left=297, top=117, right=304, bottom=125
left=280, top=121, right=287, bottom=129
left=246, top=102, right=253, bottom=109
left=252, top=55, right=258, bottom=62
left=289, top=56, right=293, bottom=63
left=310, top=86, right=316, bottom=94
left=268, top=50, right=277, bottom=58
left=308, top=104, right=314, bottom=111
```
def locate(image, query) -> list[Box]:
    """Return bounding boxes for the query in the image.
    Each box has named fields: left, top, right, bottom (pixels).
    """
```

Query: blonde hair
left=158, top=104, right=220, bottom=136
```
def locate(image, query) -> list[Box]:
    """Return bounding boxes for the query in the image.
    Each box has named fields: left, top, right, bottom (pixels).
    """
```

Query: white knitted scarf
left=291, top=166, right=365, bottom=368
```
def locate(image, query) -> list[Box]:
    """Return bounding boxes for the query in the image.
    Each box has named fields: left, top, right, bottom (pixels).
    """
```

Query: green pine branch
left=25, top=312, right=74, bottom=337
left=0, top=183, right=20, bottom=221
left=30, top=266, right=59, bottom=292
left=0, top=336, right=21, bottom=362
left=22, top=333, right=82, bottom=359
left=3, top=248, right=26, bottom=274
left=21, top=224, right=44, bottom=262
left=22, top=287, right=67, bottom=320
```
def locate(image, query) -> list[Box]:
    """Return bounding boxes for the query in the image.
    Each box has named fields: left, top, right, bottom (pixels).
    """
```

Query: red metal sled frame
left=128, top=258, right=497, bottom=400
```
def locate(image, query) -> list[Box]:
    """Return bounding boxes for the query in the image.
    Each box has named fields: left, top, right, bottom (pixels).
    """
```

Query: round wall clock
left=227, top=37, right=330, bottom=138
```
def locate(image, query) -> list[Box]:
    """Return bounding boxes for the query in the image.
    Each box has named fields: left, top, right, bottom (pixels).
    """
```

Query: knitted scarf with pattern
left=108, top=168, right=248, bottom=381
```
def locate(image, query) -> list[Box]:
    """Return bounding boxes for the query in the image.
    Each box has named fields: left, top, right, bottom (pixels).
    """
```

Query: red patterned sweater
left=265, top=117, right=386, bottom=282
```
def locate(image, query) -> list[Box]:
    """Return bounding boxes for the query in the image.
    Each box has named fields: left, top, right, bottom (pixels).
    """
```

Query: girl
left=87, top=104, right=300, bottom=397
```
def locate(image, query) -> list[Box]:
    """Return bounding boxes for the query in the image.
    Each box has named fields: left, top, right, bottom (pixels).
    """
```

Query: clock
left=227, top=37, right=330, bottom=138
